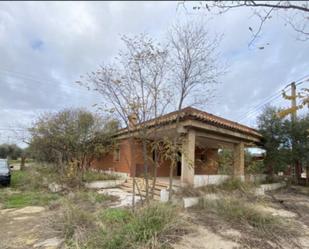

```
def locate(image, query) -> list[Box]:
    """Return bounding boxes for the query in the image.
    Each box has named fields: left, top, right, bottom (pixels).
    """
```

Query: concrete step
left=121, top=183, right=162, bottom=196
left=126, top=178, right=169, bottom=188
left=119, top=186, right=161, bottom=200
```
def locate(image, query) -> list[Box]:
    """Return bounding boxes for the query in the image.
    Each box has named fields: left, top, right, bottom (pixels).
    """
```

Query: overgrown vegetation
left=258, top=106, right=309, bottom=182
left=28, top=109, right=118, bottom=175
left=0, top=164, right=116, bottom=209
left=0, top=143, right=23, bottom=160
left=53, top=202, right=185, bottom=249
left=177, top=178, right=258, bottom=198
left=196, top=196, right=299, bottom=247
left=82, top=170, right=119, bottom=182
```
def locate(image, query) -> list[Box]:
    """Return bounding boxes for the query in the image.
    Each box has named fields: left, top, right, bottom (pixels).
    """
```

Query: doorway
left=177, top=152, right=181, bottom=176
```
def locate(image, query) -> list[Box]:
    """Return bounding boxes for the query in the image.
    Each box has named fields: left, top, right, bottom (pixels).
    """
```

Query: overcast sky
left=0, top=1, right=308, bottom=146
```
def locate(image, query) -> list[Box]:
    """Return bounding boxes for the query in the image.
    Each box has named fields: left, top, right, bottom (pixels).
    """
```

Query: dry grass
left=52, top=202, right=187, bottom=249
left=176, top=178, right=258, bottom=198
left=193, top=196, right=301, bottom=249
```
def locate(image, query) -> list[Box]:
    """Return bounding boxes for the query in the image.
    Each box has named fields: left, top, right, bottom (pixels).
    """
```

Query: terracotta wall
left=194, top=147, right=219, bottom=175
left=92, top=139, right=219, bottom=177
left=91, top=139, right=132, bottom=174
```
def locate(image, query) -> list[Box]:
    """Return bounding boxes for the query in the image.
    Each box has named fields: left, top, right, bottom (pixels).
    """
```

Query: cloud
left=0, top=1, right=308, bottom=146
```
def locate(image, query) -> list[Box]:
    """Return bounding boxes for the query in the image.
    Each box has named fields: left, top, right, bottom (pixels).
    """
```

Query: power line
left=0, top=67, right=99, bottom=98
left=236, top=75, right=309, bottom=122
left=236, top=90, right=284, bottom=121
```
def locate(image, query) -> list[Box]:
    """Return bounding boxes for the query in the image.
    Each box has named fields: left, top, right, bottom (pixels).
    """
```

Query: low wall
left=194, top=174, right=267, bottom=188
left=245, top=174, right=267, bottom=183
left=182, top=182, right=286, bottom=207
left=85, top=179, right=126, bottom=189
left=193, top=175, right=230, bottom=187
left=104, top=170, right=129, bottom=179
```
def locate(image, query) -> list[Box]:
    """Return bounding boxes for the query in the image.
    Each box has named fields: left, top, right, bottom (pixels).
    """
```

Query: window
left=200, top=154, right=207, bottom=162
left=113, top=147, right=120, bottom=162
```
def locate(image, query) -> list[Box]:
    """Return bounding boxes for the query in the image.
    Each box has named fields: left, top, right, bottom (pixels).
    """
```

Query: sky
left=0, top=1, right=308, bottom=146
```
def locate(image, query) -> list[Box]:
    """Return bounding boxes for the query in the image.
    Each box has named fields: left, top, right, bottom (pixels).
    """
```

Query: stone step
left=121, top=183, right=162, bottom=196
left=119, top=185, right=161, bottom=200
left=126, top=178, right=169, bottom=188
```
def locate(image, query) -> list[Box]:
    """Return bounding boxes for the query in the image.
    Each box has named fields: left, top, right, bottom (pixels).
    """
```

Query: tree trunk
left=168, top=161, right=175, bottom=201
left=267, top=162, right=274, bottom=181
left=20, top=156, right=26, bottom=171
left=295, top=160, right=302, bottom=184
left=151, top=148, right=158, bottom=199
left=142, top=139, right=149, bottom=204
left=306, top=165, right=309, bottom=186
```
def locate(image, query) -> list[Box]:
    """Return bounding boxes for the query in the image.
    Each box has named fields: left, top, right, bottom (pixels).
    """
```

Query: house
left=92, top=107, right=263, bottom=187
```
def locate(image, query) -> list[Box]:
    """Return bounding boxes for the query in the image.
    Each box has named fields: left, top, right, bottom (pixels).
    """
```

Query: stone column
left=233, top=142, right=245, bottom=180
left=181, top=129, right=195, bottom=185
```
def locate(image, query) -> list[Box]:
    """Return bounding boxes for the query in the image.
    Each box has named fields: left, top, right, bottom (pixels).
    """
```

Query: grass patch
left=82, top=170, right=119, bottom=182
left=0, top=190, right=59, bottom=208
left=0, top=167, right=61, bottom=208
left=10, top=165, right=59, bottom=191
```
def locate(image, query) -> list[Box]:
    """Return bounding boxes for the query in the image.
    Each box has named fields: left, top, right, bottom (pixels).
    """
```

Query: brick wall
left=92, top=138, right=219, bottom=177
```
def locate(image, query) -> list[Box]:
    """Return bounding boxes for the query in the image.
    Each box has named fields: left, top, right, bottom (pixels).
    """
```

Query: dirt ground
left=1, top=186, right=309, bottom=249
left=0, top=206, right=60, bottom=249
left=173, top=186, right=309, bottom=249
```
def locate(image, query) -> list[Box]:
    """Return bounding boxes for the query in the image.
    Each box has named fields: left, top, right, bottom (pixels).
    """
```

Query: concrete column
left=181, top=129, right=195, bottom=185
left=233, top=142, right=245, bottom=180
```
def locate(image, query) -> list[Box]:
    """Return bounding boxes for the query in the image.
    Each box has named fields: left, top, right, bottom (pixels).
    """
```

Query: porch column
left=233, top=142, right=245, bottom=180
left=181, top=129, right=195, bottom=185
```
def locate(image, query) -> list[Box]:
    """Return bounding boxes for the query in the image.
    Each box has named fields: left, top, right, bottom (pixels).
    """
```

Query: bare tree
left=79, top=34, right=170, bottom=205
left=166, top=21, right=223, bottom=199
left=193, top=1, right=309, bottom=45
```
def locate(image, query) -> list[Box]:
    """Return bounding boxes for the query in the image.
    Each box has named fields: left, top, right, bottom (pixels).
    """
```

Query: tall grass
left=54, top=203, right=184, bottom=249
left=93, top=203, right=182, bottom=249
left=198, top=197, right=299, bottom=240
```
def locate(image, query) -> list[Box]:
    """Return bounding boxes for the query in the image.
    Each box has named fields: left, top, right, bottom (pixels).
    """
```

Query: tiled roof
left=119, top=107, right=262, bottom=138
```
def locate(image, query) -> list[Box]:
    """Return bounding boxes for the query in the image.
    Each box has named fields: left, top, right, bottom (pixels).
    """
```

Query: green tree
left=257, top=106, right=287, bottom=177
left=282, top=115, right=309, bottom=182
left=28, top=109, right=118, bottom=174
left=0, top=144, right=23, bottom=160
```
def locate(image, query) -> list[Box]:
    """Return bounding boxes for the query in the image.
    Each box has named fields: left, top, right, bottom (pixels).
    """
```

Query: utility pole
left=290, top=82, right=301, bottom=182
left=291, top=82, right=297, bottom=122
